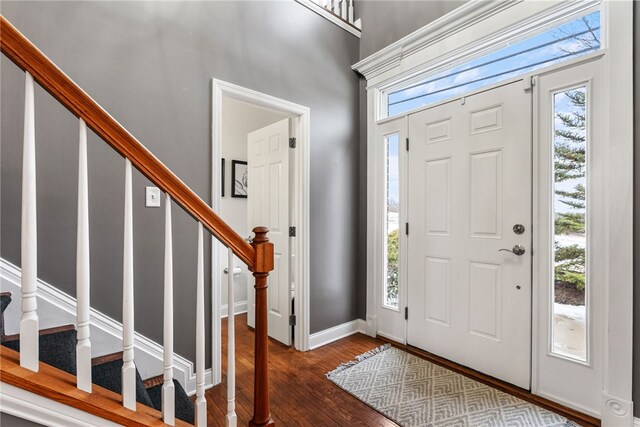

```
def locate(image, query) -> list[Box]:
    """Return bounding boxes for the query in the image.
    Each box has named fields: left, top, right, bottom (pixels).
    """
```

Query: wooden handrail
left=1, top=15, right=276, bottom=426
left=0, top=15, right=255, bottom=267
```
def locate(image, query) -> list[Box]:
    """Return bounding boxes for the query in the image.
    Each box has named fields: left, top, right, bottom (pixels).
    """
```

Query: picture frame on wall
left=221, top=158, right=225, bottom=197
left=231, top=160, right=248, bottom=198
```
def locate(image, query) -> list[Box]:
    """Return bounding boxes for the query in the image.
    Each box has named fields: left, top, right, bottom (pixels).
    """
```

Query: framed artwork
left=221, top=158, right=225, bottom=197
left=231, top=160, right=248, bottom=198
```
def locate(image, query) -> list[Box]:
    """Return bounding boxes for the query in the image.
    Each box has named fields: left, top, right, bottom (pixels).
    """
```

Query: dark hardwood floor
left=206, top=314, right=597, bottom=427
left=206, top=314, right=397, bottom=426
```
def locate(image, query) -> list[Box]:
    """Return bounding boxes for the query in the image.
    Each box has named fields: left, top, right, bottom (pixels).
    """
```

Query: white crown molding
left=294, top=0, right=361, bottom=38
left=0, top=383, right=120, bottom=427
left=308, top=319, right=366, bottom=350
left=352, top=0, right=520, bottom=81
left=0, top=258, right=213, bottom=396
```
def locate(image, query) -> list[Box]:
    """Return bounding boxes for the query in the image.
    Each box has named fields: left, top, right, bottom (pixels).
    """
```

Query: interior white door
left=407, top=80, right=532, bottom=388
left=247, top=118, right=291, bottom=346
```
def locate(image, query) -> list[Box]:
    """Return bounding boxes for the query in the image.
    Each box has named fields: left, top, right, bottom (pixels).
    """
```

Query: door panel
left=247, top=118, right=291, bottom=346
left=407, top=81, right=532, bottom=389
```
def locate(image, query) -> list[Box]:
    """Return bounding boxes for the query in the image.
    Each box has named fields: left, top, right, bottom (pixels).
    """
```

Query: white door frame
left=355, top=1, right=633, bottom=424
left=210, top=79, right=311, bottom=384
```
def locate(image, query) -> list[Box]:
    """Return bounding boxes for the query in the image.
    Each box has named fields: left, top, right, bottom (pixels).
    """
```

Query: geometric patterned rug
left=326, top=345, right=579, bottom=427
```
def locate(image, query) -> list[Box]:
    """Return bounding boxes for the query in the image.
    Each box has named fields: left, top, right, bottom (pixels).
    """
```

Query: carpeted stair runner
left=2, top=327, right=78, bottom=376
left=91, top=355, right=156, bottom=408
left=0, top=293, right=11, bottom=338
left=0, top=293, right=194, bottom=422
left=146, top=378, right=195, bottom=423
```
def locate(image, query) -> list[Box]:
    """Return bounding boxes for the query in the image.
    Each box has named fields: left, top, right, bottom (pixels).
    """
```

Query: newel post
left=249, top=227, right=275, bottom=427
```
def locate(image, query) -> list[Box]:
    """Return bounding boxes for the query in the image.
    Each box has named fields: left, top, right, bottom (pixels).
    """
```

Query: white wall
left=219, top=97, right=287, bottom=313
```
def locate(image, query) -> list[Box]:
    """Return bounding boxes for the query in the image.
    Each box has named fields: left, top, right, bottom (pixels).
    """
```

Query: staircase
left=0, top=15, right=275, bottom=427
left=1, top=293, right=195, bottom=423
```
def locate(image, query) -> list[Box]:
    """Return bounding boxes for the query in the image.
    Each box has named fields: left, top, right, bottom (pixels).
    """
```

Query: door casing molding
left=357, top=1, right=633, bottom=424
left=210, top=79, right=312, bottom=385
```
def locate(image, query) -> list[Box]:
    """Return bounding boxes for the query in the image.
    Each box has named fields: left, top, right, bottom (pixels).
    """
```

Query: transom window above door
left=385, top=10, right=601, bottom=118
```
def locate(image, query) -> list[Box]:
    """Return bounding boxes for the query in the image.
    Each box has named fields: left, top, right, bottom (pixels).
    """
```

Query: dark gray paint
left=0, top=1, right=361, bottom=365
left=633, top=1, right=639, bottom=418
left=357, top=0, right=468, bottom=60
left=0, top=413, right=44, bottom=427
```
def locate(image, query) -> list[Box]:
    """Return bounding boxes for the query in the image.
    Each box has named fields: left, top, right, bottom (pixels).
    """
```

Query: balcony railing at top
left=296, top=0, right=361, bottom=37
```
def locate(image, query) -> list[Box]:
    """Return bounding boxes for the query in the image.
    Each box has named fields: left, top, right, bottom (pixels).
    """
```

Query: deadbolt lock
left=513, top=224, right=525, bottom=234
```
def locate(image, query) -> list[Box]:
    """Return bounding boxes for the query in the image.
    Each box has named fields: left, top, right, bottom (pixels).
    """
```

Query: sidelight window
left=551, top=85, right=588, bottom=362
left=384, top=133, right=400, bottom=309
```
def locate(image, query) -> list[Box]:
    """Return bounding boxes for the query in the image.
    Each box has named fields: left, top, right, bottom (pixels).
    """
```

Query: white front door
left=407, top=80, right=532, bottom=388
left=247, top=118, right=291, bottom=346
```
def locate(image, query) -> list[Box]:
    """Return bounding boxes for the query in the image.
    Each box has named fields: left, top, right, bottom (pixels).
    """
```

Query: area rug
left=326, top=344, right=579, bottom=427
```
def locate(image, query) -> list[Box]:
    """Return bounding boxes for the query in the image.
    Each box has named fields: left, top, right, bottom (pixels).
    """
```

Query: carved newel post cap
left=252, top=227, right=270, bottom=244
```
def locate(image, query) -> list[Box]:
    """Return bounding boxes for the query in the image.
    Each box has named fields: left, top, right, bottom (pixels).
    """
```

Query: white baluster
left=163, top=194, right=175, bottom=425
left=226, top=247, right=237, bottom=427
left=348, top=0, right=354, bottom=24
left=76, top=119, right=91, bottom=392
left=122, top=158, right=136, bottom=410
left=195, top=223, right=207, bottom=426
left=332, top=0, right=339, bottom=14
left=20, top=72, right=38, bottom=372
left=340, top=0, right=347, bottom=20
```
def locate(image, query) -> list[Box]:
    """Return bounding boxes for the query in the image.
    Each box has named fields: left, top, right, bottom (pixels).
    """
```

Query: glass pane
left=388, top=11, right=601, bottom=117
left=552, top=86, right=587, bottom=361
left=385, top=133, right=400, bottom=309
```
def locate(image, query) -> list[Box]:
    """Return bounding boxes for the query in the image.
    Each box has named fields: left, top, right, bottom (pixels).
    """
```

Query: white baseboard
left=309, top=319, right=366, bottom=350
left=220, top=301, right=248, bottom=319
left=0, top=383, right=120, bottom=427
left=634, top=417, right=640, bottom=427
left=0, top=259, right=213, bottom=396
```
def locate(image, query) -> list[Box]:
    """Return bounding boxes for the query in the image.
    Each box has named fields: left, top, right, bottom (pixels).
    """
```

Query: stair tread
left=2, top=324, right=76, bottom=342
left=92, top=351, right=123, bottom=366
left=143, top=374, right=164, bottom=389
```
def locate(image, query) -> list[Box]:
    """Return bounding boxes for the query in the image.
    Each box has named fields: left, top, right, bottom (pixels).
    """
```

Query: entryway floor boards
left=406, top=80, right=532, bottom=389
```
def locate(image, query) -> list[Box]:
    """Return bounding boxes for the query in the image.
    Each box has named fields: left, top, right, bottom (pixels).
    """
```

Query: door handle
left=245, top=235, right=254, bottom=244
left=498, top=245, right=526, bottom=256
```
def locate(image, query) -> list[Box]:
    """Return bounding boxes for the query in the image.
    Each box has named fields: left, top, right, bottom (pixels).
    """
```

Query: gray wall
left=357, top=0, right=468, bottom=60
left=633, top=1, right=639, bottom=418
left=0, top=414, right=44, bottom=427
left=0, top=0, right=361, bottom=366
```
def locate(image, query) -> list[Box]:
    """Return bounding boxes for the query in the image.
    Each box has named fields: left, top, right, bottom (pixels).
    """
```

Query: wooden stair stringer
left=0, top=346, right=191, bottom=427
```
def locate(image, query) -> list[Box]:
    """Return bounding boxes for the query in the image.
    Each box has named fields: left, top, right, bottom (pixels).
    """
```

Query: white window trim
left=355, top=1, right=633, bottom=425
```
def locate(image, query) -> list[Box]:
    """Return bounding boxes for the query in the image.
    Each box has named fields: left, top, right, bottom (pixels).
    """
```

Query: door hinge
left=404, top=306, right=408, bottom=320
left=405, top=223, right=409, bottom=235
left=289, top=226, right=296, bottom=237
left=406, top=137, right=409, bottom=151
left=289, top=314, right=297, bottom=326
left=289, top=137, right=296, bottom=148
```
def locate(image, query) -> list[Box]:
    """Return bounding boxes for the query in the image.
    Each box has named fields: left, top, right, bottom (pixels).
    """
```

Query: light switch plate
left=145, top=186, right=161, bottom=208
